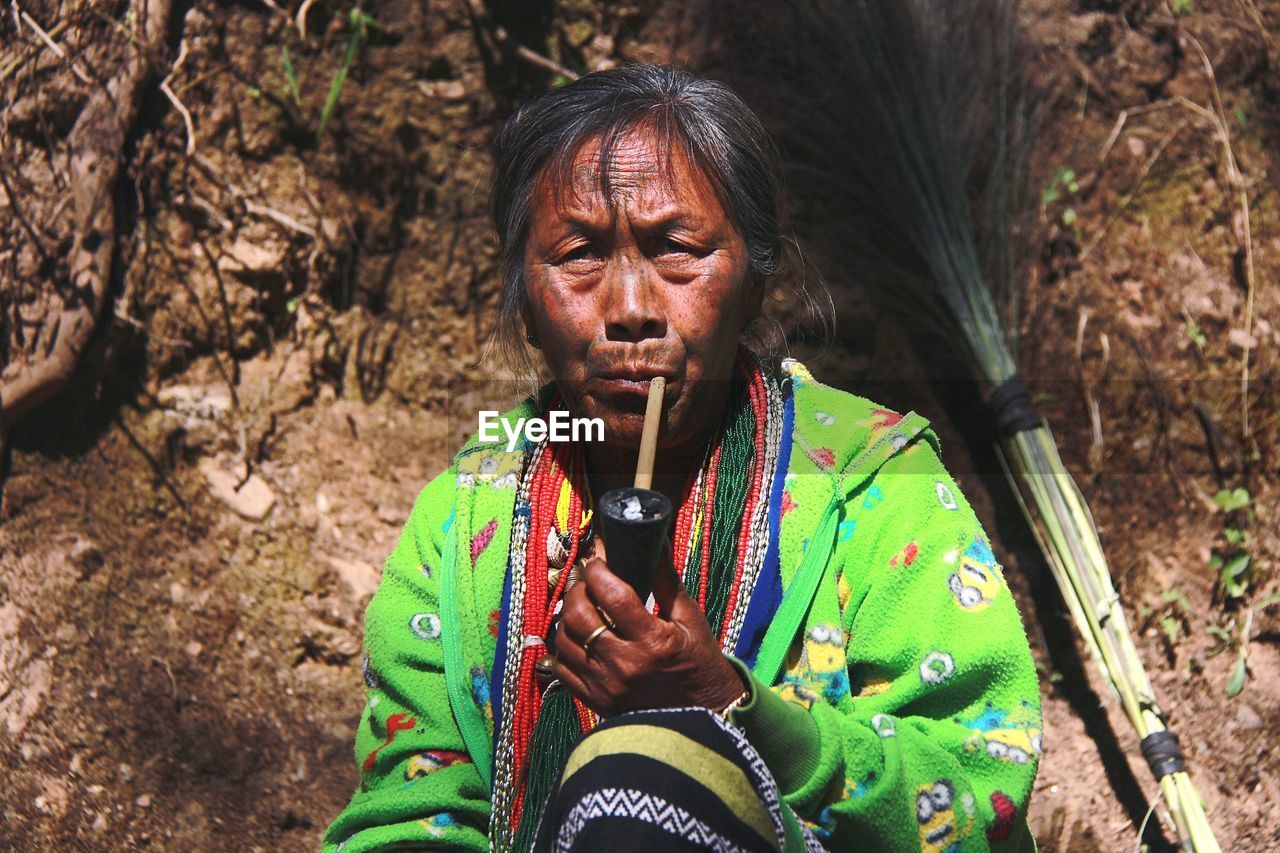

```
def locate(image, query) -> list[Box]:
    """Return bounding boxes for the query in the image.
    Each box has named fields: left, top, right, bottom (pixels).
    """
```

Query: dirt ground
left=2, top=0, right=1278, bottom=850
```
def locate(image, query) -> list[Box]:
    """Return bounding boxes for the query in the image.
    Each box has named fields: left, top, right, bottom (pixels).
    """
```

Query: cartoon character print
left=783, top=624, right=850, bottom=704
left=850, top=666, right=892, bottom=698
left=363, top=712, right=417, bottom=772
left=777, top=680, right=822, bottom=709
left=846, top=406, right=904, bottom=457
left=405, top=750, right=472, bottom=781
left=837, top=569, right=853, bottom=614
left=807, top=446, right=836, bottom=469
left=455, top=449, right=521, bottom=490
left=958, top=701, right=1043, bottom=766
left=987, top=791, right=1018, bottom=841
left=470, top=666, right=493, bottom=723
left=946, top=535, right=1004, bottom=611
left=888, top=540, right=919, bottom=568
left=363, top=652, right=383, bottom=710
left=362, top=653, right=382, bottom=691
left=920, top=650, right=955, bottom=685
left=869, top=408, right=904, bottom=432
left=916, top=779, right=969, bottom=853
left=418, top=813, right=458, bottom=838
left=471, top=518, right=499, bottom=566
left=409, top=612, right=441, bottom=641
left=808, top=774, right=874, bottom=842
left=870, top=713, right=897, bottom=738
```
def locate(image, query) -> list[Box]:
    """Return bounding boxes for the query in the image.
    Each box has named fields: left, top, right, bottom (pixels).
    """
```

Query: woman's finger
left=558, top=581, right=603, bottom=646
left=581, top=557, right=651, bottom=639
left=557, top=611, right=617, bottom=667
left=649, top=542, right=687, bottom=621
left=551, top=657, right=596, bottom=708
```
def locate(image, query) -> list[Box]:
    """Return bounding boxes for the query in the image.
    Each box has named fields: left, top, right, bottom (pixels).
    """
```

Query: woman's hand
left=552, top=546, right=746, bottom=717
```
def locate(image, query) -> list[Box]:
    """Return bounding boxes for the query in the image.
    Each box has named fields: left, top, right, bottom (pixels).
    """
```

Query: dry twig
left=0, top=18, right=68, bottom=81
left=15, top=4, right=93, bottom=85
left=190, top=152, right=318, bottom=238
left=461, top=0, right=580, bottom=81
left=1097, top=98, right=1176, bottom=166
left=296, top=0, right=317, bottom=39
left=159, top=16, right=196, bottom=155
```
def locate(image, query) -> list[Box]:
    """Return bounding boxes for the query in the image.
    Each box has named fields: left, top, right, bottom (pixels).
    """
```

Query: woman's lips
left=601, top=377, right=649, bottom=394
left=592, top=371, right=680, bottom=398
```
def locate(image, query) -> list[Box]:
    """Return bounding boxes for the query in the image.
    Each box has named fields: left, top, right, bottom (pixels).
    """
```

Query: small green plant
left=1034, top=660, right=1064, bottom=684
left=318, top=6, right=376, bottom=135
left=1209, top=487, right=1254, bottom=599
left=1203, top=622, right=1232, bottom=646
left=1157, top=588, right=1192, bottom=646
left=1203, top=611, right=1250, bottom=698
left=1041, top=167, right=1078, bottom=204
left=1183, top=318, right=1206, bottom=351
left=1226, top=609, right=1253, bottom=698
left=1226, top=651, right=1247, bottom=697
left=264, top=7, right=377, bottom=137
left=282, top=45, right=302, bottom=107
left=1042, top=167, right=1081, bottom=233
left=1202, top=554, right=1277, bottom=700
left=1214, top=488, right=1250, bottom=512
left=1171, top=0, right=1194, bottom=16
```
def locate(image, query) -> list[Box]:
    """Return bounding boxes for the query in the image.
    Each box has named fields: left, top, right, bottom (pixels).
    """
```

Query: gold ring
left=581, top=622, right=612, bottom=653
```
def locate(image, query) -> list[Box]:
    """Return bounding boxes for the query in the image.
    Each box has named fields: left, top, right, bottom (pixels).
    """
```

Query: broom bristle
left=707, top=2, right=1222, bottom=849
left=718, top=0, right=1047, bottom=381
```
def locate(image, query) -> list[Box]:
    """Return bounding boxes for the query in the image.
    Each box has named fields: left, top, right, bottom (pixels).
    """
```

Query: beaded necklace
left=489, top=349, right=783, bottom=851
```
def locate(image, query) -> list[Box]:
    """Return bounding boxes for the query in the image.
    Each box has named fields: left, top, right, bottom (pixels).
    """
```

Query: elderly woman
left=326, top=64, right=1040, bottom=852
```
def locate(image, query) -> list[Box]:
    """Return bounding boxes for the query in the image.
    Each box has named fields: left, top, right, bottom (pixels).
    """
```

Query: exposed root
left=0, top=0, right=177, bottom=435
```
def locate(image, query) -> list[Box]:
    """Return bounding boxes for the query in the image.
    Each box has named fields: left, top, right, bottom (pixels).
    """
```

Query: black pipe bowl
left=596, top=487, right=673, bottom=603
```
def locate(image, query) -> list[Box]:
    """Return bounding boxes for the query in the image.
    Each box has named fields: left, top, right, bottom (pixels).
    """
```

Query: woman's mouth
left=593, top=370, right=680, bottom=401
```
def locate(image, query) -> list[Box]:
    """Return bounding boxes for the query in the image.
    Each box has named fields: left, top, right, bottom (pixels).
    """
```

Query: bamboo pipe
left=634, top=377, right=664, bottom=488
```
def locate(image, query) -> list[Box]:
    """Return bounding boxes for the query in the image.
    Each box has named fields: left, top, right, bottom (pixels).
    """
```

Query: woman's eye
left=559, top=245, right=599, bottom=264
left=659, top=238, right=693, bottom=255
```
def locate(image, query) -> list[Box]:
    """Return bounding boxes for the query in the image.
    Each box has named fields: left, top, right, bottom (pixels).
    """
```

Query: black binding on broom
left=990, top=377, right=1043, bottom=436
left=1140, top=730, right=1187, bottom=781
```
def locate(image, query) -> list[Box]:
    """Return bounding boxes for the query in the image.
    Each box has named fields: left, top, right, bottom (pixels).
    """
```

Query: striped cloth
left=531, top=707, right=822, bottom=852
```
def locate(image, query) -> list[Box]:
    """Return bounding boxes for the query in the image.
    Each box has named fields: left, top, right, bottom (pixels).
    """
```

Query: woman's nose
left=603, top=259, right=667, bottom=343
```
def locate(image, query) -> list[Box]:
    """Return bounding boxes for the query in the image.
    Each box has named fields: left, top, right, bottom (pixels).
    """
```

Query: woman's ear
left=520, top=302, right=542, bottom=349
left=742, top=272, right=767, bottom=329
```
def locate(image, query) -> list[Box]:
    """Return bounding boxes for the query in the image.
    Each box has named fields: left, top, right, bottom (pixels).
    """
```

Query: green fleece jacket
left=325, top=361, right=1042, bottom=851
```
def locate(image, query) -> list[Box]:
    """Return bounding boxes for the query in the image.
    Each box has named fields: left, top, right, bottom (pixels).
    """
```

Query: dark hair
left=488, top=63, right=822, bottom=372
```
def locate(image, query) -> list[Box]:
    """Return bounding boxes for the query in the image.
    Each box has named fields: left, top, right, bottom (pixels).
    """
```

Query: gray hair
left=488, top=63, right=822, bottom=372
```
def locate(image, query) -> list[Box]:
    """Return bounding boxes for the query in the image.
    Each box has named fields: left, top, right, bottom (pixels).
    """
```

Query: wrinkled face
left=522, top=125, right=760, bottom=458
